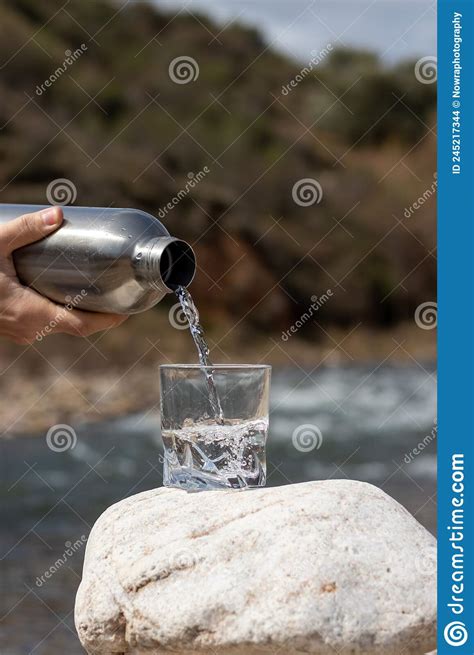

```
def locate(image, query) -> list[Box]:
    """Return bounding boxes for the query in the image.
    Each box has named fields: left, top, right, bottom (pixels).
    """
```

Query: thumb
left=0, top=207, right=63, bottom=256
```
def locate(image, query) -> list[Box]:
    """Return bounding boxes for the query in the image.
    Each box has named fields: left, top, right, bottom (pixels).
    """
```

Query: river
left=0, top=364, right=436, bottom=654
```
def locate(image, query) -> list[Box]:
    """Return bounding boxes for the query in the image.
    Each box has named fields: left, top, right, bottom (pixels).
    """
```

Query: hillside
left=0, top=0, right=436, bottom=432
left=0, top=0, right=436, bottom=328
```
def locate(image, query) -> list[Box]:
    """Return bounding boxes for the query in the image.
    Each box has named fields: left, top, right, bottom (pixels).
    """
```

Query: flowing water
left=171, top=286, right=253, bottom=488
left=162, top=417, right=268, bottom=489
left=0, top=365, right=436, bottom=655
left=175, top=286, right=224, bottom=423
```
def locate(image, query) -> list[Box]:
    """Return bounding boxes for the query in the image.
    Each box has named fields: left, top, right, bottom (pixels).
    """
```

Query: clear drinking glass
left=160, top=364, right=271, bottom=490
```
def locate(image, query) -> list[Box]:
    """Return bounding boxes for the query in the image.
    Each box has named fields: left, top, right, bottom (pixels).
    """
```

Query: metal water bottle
left=0, top=204, right=196, bottom=314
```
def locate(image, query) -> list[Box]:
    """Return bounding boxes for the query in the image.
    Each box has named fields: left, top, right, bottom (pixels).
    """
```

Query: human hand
left=0, top=206, right=128, bottom=344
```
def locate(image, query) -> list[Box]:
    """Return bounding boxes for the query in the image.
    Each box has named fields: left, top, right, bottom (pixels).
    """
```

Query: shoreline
left=0, top=320, right=435, bottom=437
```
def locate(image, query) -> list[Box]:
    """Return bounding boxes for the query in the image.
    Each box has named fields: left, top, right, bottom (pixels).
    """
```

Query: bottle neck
left=138, top=237, right=196, bottom=292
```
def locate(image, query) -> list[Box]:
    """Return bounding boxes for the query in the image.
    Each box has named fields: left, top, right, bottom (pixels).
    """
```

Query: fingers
left=0, top=210, right=130, bottom=344
left=0, top=207, right=63, bottom=256
left=57, top=308, right=128, bottom=338
left=5, top=289, right=128, bottom=344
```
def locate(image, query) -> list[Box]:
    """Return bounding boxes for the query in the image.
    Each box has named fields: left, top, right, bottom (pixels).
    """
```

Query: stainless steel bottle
left=0, top=204, right=196, bottom=314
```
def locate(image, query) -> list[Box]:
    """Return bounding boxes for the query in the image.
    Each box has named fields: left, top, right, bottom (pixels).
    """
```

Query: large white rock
left=75, top=480, right=436, bottom=655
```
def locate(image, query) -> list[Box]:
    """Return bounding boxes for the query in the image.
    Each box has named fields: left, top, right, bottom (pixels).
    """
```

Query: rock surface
left=75, top=480, right=436, bottom=655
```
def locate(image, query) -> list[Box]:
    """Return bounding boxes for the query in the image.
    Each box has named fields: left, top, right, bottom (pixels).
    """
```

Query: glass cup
left=160, top=364, right=271, bottom=490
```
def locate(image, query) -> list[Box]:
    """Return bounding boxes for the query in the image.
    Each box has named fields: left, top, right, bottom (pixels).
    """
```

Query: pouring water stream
left=175, top=286, right=224, bottom=424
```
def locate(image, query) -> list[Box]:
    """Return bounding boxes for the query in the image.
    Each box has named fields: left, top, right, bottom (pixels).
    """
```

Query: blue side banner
left=438, top=0, right=474, bottom=652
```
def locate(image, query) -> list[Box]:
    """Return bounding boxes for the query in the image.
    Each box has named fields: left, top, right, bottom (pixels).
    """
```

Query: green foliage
left=0, top=0, right=436, bottom=334
left=311, top=49, right=437, bottom=145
